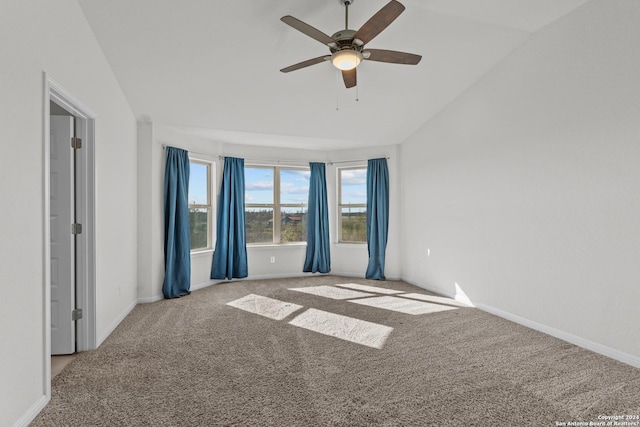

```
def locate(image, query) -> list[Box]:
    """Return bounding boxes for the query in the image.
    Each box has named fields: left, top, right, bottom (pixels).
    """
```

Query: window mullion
left=274, top=167, right=281, bottom=244
left=338, top=170, right=343, bottom=242
left=207, top=207, right=212, bottom=250
left=206, top=162, right=212, bottom=249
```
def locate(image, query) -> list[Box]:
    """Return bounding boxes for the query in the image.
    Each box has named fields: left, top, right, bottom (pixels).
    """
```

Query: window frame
left=188, top=158, right=214, bottom=253
left=245, top=165, right=309, bottom=245
left=337, top=166, right=367, bottom=244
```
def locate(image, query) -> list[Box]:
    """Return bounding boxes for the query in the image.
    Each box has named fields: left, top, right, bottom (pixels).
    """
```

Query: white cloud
left=245, top=181, right=273, bottom=191
left=281, top=181, right=308, bottom=195
left=341, top=169, right=366, bottom=185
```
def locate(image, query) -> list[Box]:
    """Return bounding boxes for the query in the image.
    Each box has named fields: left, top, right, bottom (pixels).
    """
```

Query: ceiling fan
left=280, top=0, right=422, bottom=89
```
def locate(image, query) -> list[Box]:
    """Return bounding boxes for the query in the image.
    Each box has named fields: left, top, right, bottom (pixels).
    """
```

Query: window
left=245, top=166, right=310, bottom=244
left=188, top=160, right=213, bottom=251
left=338, top=167, right=367, bottom=243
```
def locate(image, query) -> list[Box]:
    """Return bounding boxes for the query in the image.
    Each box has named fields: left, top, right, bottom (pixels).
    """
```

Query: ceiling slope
left=78, top=0, right=589, bottom=150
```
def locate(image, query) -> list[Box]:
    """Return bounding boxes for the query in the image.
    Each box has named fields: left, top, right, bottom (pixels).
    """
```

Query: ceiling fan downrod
left=341, top=0, right=353, bottom=30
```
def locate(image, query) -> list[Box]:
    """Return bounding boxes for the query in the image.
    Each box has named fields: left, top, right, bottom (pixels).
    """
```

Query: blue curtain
left=366, top=158, right=389, bottom=280
left=211, top=157, right=248, bottom=280
left=304, top=162, right=331, bottom=273
left=163, top=147, right=191, bottom=298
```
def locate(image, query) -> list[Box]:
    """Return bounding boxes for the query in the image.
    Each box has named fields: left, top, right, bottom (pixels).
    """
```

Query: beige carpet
left=33, top=276, right=640, bottom=426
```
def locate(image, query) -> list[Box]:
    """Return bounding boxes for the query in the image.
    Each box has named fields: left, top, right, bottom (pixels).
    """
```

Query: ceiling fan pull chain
left=356, top=84, right=359, bottom=102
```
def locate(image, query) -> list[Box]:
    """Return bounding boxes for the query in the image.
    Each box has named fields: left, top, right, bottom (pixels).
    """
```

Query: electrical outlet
left=270, top=256, right=276, bottom=264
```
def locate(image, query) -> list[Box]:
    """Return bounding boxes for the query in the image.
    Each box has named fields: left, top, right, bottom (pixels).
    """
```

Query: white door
left=50, top=115, right=76, bottom=355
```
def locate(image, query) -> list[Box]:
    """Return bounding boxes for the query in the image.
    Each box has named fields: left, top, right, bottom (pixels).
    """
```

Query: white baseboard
left=402, top=277, right=640, bottom=369
left=137, top=294, right=163, bottom=304
left=143, top=272, right=399, bottom=302
left=330, top=270, right=364, bottom=279
left=137, top=275, right=311, bottom=302
left=245, top=272, right=317, bottom=281
left=331, top=271, right=402, bottom=281
left=191, top=279, right=221, bottom=291
left=139, top=287, right=236, bottom=302
left=137, top=283, right=218, bottom=303
left=402, top=278, right=461, bottom=302
left=97, top=300, right=137, bottom=347
left=13, top=395, right=48, bottom=427
left=475, top=302, right=640, bottom=368
left=194, top=272, right=402, bottom=287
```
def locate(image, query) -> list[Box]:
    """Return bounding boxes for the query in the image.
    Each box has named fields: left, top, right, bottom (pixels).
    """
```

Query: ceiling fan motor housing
left=330, top=29, right=360, bottom=51
left=331, top=29, right=356, bottom=41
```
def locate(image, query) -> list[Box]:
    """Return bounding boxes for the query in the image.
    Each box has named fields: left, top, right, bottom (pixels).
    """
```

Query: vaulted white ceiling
left=77, top=0, right=589, bottom=150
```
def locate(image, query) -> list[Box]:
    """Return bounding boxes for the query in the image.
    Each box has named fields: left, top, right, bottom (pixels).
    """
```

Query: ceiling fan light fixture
left=331, top=50, right=362, bottom=70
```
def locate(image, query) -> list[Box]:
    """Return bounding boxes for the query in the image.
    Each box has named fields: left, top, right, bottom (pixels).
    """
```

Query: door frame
left=43, top=73, right=97, bottom=398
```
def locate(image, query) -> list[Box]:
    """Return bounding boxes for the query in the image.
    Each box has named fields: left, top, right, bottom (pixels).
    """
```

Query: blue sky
left=245, top=167, right=274, bottom=204
left=245, top=167, right=310, bottom=205
left=188, top=164, right=367, bottom=206
left=340, top=169, right=366, bottom=204
left=188, top=162, right=208, bottom=205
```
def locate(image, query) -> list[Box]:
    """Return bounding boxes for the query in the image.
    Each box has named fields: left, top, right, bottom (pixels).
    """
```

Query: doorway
left=44, top=74, right=96, bottom=397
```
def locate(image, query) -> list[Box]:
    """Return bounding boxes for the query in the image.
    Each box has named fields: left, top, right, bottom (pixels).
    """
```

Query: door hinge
left=72, top=308, right=83, bottom=321
left=71, top=137, right=82, bottom=149
left=71, top=223, right=82, bottom=234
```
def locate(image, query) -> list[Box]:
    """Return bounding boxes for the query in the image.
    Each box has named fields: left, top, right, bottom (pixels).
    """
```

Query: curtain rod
left=221, top=156, right=391, bottom=166
left=162, top=146, right=390, bottom=166
left=162, top=146, right=309, bottom=165
left=328, top=156, right=390, bottom=165
left=161, top=144, right=215, bottom=159
left=220, top=156, right=311, bottom=166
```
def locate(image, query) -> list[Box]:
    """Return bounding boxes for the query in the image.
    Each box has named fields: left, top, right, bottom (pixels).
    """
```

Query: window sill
left=190, top=249, right=213, bottom=257
left=247, top=242, right=307, bottom=249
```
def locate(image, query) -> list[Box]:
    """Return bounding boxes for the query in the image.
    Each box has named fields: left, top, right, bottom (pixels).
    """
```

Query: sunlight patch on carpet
left=348, top=296, right=459, bottom=315
left=334, top=283, right=404, bottom=294
left=226, top=294, right=303, bottom=320
left=289, top=308, right=393, bottom=349
left=289, top=285, right=374, bottom=300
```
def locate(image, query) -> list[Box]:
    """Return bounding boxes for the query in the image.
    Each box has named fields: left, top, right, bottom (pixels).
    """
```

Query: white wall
left=400, top=0, right=640, bottom=365
left=141, top=127, right=401, bottom=300
left=0, top=1, right=138, bottom=425
left=137, top=120, right=156, bottom=301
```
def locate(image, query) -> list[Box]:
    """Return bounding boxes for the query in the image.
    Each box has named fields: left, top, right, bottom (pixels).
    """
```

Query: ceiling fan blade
left=342, top=68, right=357, bottom=88
left=364, top=49, right=421, bottom=65
left=280, top=56, right=329, bottom=73
left=352, top=0, right=405, bottom=46
left=281, top=15, right=335, bottom=46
